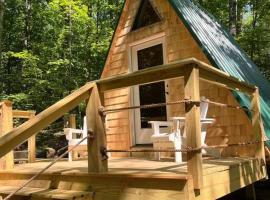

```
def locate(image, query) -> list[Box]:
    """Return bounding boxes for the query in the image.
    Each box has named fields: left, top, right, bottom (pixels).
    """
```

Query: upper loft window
left=132, top=0, right=161, bottom=31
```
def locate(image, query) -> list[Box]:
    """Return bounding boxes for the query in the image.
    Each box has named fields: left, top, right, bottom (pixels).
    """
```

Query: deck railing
left=0, top=58, right=265, bottom=190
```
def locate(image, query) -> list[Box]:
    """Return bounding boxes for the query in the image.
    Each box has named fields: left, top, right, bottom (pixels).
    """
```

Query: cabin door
left=131, top=36, right=168, bottom=144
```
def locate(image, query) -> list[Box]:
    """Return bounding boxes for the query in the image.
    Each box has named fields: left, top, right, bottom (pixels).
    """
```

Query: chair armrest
left=149, top=121, right=173, bottom=136
left=201, top=118, right=215, bottom=124
left=149, top=121, right=173, bottom=127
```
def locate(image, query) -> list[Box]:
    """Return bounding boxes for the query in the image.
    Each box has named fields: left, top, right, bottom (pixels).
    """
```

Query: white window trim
left=128, top=33, right=168, bottom=145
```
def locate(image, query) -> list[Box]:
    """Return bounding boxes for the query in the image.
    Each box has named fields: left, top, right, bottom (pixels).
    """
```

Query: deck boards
left=1, top=157, right=259, bottom=176
left=0, top=157, right=267, bottom=200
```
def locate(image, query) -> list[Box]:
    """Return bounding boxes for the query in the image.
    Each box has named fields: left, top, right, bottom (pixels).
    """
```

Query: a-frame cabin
left=0, top=0, right=269, bottom=200
left=102, top=0, right=270, bottom=158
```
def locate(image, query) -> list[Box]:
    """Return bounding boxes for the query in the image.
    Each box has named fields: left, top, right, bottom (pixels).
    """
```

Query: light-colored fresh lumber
left=0, top=101, right=14, bottom=170
left=184, top=67, right=203, bottom=189
left=0, top=83, right=94, bottom=158
left=189, top=158, right=266, bottom=200
left=97, top=58, right=256, bottom=94
left=0, top=158, right=266, bottom=200
left=28, top=135, right=36, bottom=163
left=68, top=114, right=76, bottom=129
left=12, top=110, right=36, bottom=119
left=27, top=112, right=36, bottom=163
left=0, top=186, right=93, bottom=200
left=86, top=84, right=108, bottom=172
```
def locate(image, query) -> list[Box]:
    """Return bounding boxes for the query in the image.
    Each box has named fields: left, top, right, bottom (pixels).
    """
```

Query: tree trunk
left=250, top=1, right=258, bottom=60
left=69, top=4, right=72, bottom=77
left=0, top=0, right=4, bottom=69
left=229, top=0, right=238, bottom=36
left=236, top=0, right=244, bottom=35
left=24, top=0, right=31, bottom=49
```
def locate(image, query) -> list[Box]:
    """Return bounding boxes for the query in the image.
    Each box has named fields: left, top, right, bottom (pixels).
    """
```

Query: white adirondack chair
left=64, top=117, right=88, bottom=162
left=151, top=98, right=219, bottom=163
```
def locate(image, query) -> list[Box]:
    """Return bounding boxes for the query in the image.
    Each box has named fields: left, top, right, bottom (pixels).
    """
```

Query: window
left=137, top=44, right=167, bottom=128
left=132, top=0, right=161, bottom=31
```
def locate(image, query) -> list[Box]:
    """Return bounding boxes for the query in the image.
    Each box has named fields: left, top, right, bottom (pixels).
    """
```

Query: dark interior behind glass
left=132, top=0, right=161, bottom=31
left=137, top=44, right=167, bottom=128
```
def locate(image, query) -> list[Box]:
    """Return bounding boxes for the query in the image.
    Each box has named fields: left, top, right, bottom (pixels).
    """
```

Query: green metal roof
left=168, top=0, right=270, bottom=143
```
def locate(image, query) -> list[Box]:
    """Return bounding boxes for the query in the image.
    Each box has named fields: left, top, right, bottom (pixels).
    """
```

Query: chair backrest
left=200, top=97, right=209, bottom=119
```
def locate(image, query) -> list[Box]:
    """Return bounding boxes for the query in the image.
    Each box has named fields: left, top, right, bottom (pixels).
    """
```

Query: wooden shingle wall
left=201, top=83, right=254, bottom=157
left=101, top=0, right=255, bottom=157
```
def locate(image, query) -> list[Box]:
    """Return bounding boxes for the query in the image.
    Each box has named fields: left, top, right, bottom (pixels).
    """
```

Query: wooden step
left=0, top=186, right=93, bottom=200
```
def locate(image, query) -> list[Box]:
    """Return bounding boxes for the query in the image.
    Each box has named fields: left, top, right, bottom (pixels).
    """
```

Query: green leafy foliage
left=0, top=0, right=123, bottom=153
left=196, top=0, right=270, bottom=80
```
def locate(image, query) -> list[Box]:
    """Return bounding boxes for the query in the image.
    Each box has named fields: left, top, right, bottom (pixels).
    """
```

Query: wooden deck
left=1, top=157, right=260, bottom=177
left=0, top=157, right=267, bottom=200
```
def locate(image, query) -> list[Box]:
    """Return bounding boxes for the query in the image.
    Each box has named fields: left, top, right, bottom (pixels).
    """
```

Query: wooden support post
left=184, top=67, right=203, bottom=189
left=86, top=84, right=108, bottom=173
left=28, top=113, right=36, bottom=163
left=251, top=88, right=266, bottom=164
left=245, top=184, right=257, bottom=200
left=0, top=101, right=14, bottom=170
left=69, top=114, right=76, bottom=129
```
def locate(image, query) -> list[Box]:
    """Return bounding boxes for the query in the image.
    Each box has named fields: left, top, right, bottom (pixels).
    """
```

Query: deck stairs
left=0, top=186, right=93, bottom=200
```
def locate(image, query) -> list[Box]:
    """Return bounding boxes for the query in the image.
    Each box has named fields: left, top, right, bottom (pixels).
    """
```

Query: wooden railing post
left=251, top=88, right=266, bottom=164
left=28, top=113, right=36, bottom=163
left=0, top=101, right=14, bottom=170
left=184, top=66, right=203, bottom=189
left=69, top=114, right=76, bottom=129
left=86, top=84, right=108, bottom=173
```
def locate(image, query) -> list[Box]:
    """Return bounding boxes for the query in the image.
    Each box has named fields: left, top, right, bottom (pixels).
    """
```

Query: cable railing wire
left=101, top=98, right=252, bottom=115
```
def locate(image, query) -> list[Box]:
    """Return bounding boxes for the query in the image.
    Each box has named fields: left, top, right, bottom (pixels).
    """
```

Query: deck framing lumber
left=97, top=58, right=256, bottom=94
left=188, top=158, right=266, bottom=200
left=0, top=158, right=266, bottom=200
left=87, top=84, right=108, bottom=172
left=184, top=67, right=203, bottom=189
left=0, top=101, right=14, bottom=170
left=27, top=113, right=36, bottom=163
left=12, top=110, right=36, bottom=163
left=12, top=110, right=36, bottom=119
